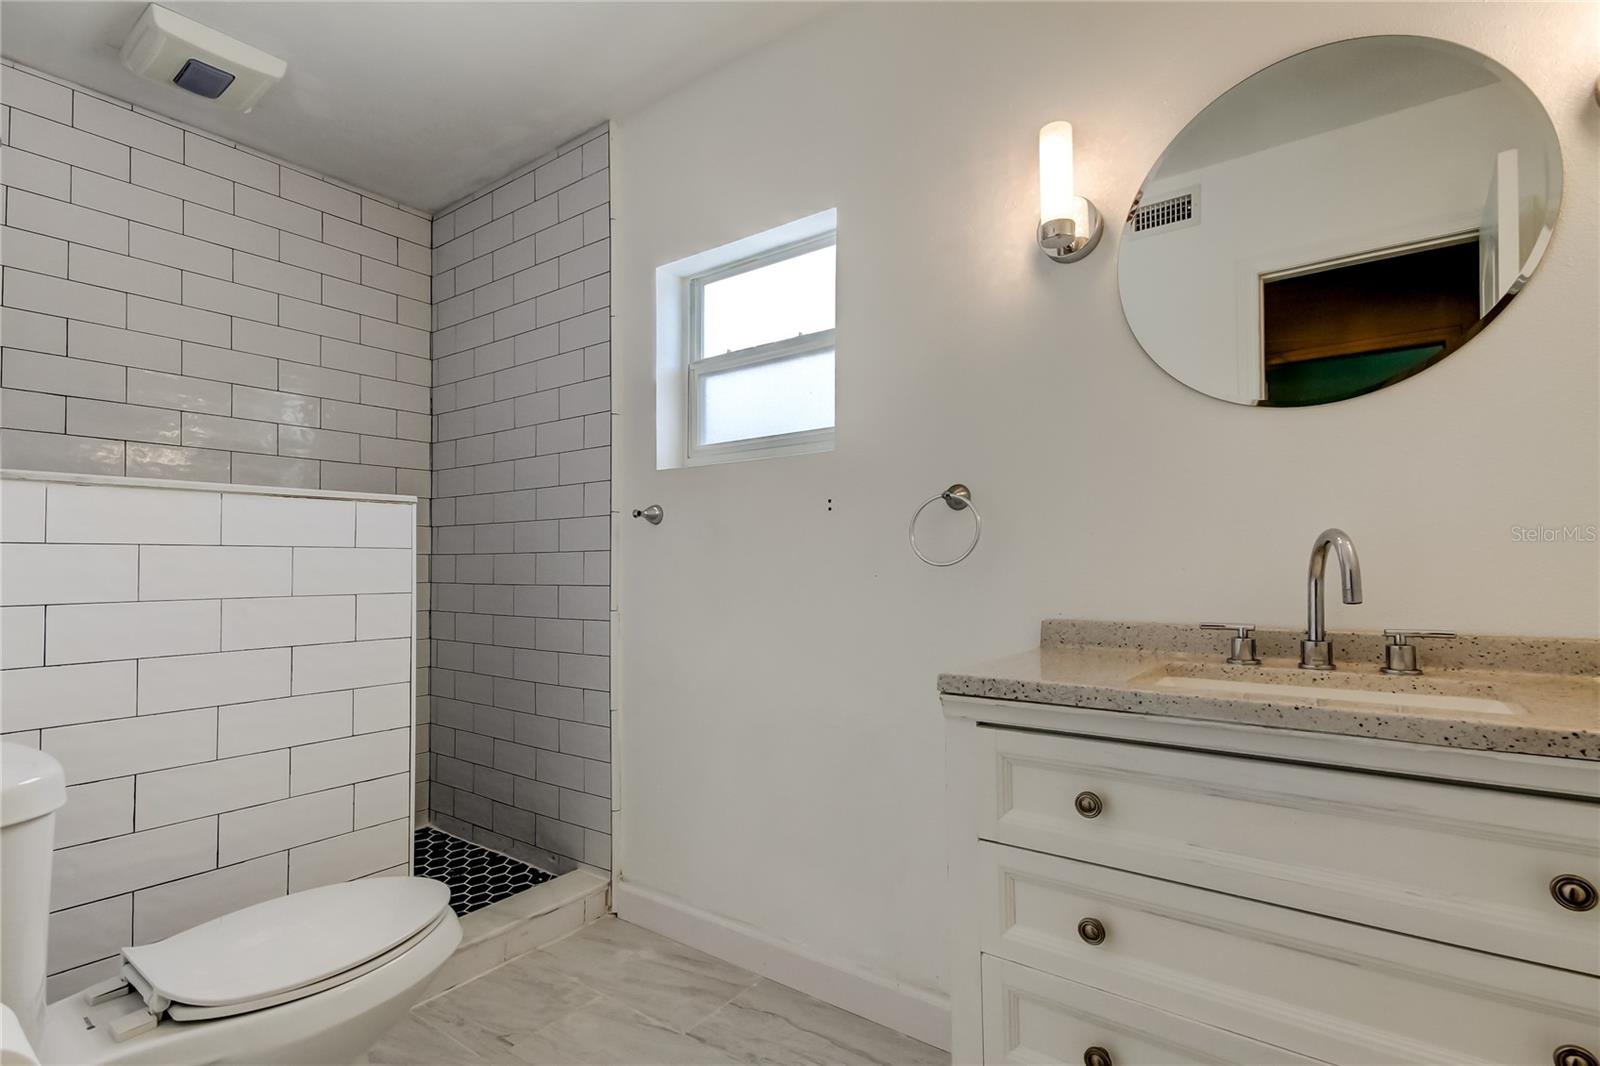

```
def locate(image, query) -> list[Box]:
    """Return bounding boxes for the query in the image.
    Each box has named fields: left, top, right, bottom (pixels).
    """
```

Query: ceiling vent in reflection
left=1128, top=187, right=1200, bottom=237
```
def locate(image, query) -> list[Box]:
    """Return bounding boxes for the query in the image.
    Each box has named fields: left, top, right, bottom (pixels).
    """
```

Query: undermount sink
left=1135, top=662, right=1523, bottom=717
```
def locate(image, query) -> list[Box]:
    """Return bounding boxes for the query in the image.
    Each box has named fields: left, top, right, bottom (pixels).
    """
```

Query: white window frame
left=683, top=230, right=836, bottom=464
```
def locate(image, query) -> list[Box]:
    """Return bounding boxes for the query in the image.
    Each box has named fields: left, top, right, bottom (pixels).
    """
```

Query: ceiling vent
left=121, top=4, right=286, bottom=113
left=1127, top=187, right=1200, bottom=237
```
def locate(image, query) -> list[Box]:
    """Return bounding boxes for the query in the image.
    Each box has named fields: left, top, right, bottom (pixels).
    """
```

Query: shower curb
left=419, top=867, right=612, bottom=1000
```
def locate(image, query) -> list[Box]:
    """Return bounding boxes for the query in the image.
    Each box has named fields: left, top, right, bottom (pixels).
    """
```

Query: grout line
left=393, top=1008, right=491, bottom=1061
left=681, top=994, right=743, bottom=1039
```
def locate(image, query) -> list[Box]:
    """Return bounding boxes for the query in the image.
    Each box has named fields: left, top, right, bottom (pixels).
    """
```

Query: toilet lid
left=121, top=877, right=450, bottom=1014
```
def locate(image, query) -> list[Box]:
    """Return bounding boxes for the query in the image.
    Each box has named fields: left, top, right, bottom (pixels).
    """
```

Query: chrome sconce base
left=1037, top=201, right=1103, bottom=263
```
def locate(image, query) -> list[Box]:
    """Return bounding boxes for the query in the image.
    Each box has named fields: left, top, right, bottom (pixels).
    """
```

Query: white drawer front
left=980, top=841, right=1600, bottom=1066
left=980, top=955, right=1320, bottom=1066
left=977, top=725, right=1600, bottom=974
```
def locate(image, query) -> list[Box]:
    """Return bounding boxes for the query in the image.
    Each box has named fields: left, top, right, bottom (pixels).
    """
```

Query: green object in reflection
left=1264, top=344, right=1445, bottom=406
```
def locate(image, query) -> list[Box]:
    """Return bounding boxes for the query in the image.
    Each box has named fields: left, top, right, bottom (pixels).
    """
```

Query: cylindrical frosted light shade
left=1039, top=121, right=1087, bottom=230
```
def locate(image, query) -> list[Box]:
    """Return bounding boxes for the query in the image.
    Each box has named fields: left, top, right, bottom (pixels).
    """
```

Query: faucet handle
left=1381, top=630, right=1456, bottom=676
left=1201, top=623, right=1260, bottom=666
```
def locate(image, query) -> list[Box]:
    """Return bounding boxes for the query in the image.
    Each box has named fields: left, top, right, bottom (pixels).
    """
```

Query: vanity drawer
left=976, top=725, right=1600, bottom=974
left=980, top=955, right=1321, bottom=1066
left=979, top=841, right=1600, bottom=1066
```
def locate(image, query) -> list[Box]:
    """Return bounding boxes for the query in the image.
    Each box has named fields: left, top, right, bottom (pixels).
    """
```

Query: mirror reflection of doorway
left=1260, top=239, right=1481, bottom=406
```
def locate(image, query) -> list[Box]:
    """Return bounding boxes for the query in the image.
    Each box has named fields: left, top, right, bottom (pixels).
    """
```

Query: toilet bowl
left=0, top=743, right=461, bottom=1065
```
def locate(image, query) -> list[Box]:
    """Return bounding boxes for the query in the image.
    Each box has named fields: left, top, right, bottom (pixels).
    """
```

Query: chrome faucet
left=1300, top=528, right=1362, bottom=670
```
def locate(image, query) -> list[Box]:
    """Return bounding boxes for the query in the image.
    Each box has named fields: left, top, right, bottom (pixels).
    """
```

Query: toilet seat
left=119, top=877, right=450, bottom=1022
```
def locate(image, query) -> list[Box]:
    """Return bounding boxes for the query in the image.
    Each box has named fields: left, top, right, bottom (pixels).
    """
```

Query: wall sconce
left=1037, top=121, right=1103, bottom=263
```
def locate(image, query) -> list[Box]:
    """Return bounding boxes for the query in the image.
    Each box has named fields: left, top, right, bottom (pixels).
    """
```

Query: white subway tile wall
left=428, top=128, right=610, bottom=871
left=0, top=474, right=415, bottom=1001
left=0, top=60, right=433, bottom=815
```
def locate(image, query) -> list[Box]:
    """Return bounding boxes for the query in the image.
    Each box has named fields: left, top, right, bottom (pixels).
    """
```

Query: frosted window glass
left=698, top=350, right=835, bottom=445
left=700, top=245, right=835, bottom=357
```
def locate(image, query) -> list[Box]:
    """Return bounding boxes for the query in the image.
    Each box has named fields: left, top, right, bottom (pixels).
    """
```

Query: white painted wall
left=611, top=0, right=1597, bottom=1026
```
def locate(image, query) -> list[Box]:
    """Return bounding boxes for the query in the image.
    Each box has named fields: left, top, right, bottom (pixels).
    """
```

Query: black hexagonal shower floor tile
left=413, top=825, right=554, bottom=916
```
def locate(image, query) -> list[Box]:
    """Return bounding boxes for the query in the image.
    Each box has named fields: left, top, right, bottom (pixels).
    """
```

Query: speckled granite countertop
left=938, top=621, right=1600, bottom=760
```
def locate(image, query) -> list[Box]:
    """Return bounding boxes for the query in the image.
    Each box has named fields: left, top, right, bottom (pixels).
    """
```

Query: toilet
left=0, top=743, right=461, bottom=1065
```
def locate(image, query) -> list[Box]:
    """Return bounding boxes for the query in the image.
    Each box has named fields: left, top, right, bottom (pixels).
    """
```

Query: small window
left=685, top=231, right=836, bottom=462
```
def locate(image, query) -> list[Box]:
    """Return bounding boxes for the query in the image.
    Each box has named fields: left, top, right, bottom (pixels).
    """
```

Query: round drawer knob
left=1554, top=1045, right=1598, bottom=1066
left=1551, top=875, right=1597, bottom=912
left=1077, top=917, right=1106, bottom=945
left=1074, top=791, right=1104, bottom=819
left=1083, top=1047, right=1113, bottom=1066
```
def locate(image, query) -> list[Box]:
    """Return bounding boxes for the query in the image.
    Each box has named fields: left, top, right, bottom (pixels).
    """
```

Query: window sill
left=683, top=428, right=835, bottom=467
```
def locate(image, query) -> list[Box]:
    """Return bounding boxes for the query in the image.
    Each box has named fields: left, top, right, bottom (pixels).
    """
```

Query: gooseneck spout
left=1300, top=528, right=1362, bottom=670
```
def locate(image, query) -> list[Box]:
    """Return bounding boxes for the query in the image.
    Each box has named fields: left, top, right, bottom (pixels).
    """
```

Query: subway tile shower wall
left=427, top=128, right=612, bottom=871
left=0, top=473, right=417, bottom=1001
left=0, top=61, right=435, bottom=814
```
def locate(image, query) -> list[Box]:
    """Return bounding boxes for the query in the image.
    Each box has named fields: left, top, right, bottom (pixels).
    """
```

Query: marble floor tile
left=688, top=979, right=948, bottom=1066
left=507, top=993, right=743, bottom=1065
left=375, top=919, right=946, bottom=1066
left=413, top=951, right=599, bottom=1060
left=531, top=917, right=761, bottom=1032
left=539, top=914, right=719, bottom=959
left=367, top=1013, right=492, bottom=1065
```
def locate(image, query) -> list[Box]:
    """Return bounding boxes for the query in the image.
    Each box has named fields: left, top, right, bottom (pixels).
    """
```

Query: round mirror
left=1118, top=36, right=1562, bottom=407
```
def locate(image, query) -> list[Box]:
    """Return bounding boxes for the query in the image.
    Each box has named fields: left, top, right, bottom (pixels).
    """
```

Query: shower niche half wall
left=0, top=471, right=417, bottom=1000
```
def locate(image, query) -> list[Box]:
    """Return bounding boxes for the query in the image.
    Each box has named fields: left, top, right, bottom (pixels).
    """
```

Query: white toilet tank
left=1, top=744, right=67, bottom=1051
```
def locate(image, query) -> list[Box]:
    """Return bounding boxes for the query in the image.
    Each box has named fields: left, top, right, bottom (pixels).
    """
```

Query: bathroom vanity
left=941, top=621, right=1600, bottom=1066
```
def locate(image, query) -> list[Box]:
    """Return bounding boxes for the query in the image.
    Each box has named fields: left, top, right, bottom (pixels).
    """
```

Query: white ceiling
left=0, top=1, right=830, bottom=211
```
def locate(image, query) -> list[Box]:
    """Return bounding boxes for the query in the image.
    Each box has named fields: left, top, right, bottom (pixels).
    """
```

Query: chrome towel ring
left=909, top=483, right=982, bottom=567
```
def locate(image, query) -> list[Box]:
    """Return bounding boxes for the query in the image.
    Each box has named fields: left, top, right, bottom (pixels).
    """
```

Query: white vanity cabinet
left=944, top=697, right=1600, bottom=1066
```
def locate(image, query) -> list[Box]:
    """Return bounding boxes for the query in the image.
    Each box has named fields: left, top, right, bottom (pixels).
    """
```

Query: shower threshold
left=411, top=825, right=611, bottom=1000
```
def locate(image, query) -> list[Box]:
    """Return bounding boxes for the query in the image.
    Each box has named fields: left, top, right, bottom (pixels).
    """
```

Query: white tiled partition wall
left=428, top=127, right=612, bottom=871
left=0, top=58, right=435, bottom=816
left=0, top=472, right=416, bottom=1001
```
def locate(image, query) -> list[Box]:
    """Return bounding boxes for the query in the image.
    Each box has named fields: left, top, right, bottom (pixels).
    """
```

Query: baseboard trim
left=614, top=881, right=950, bottom=1051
